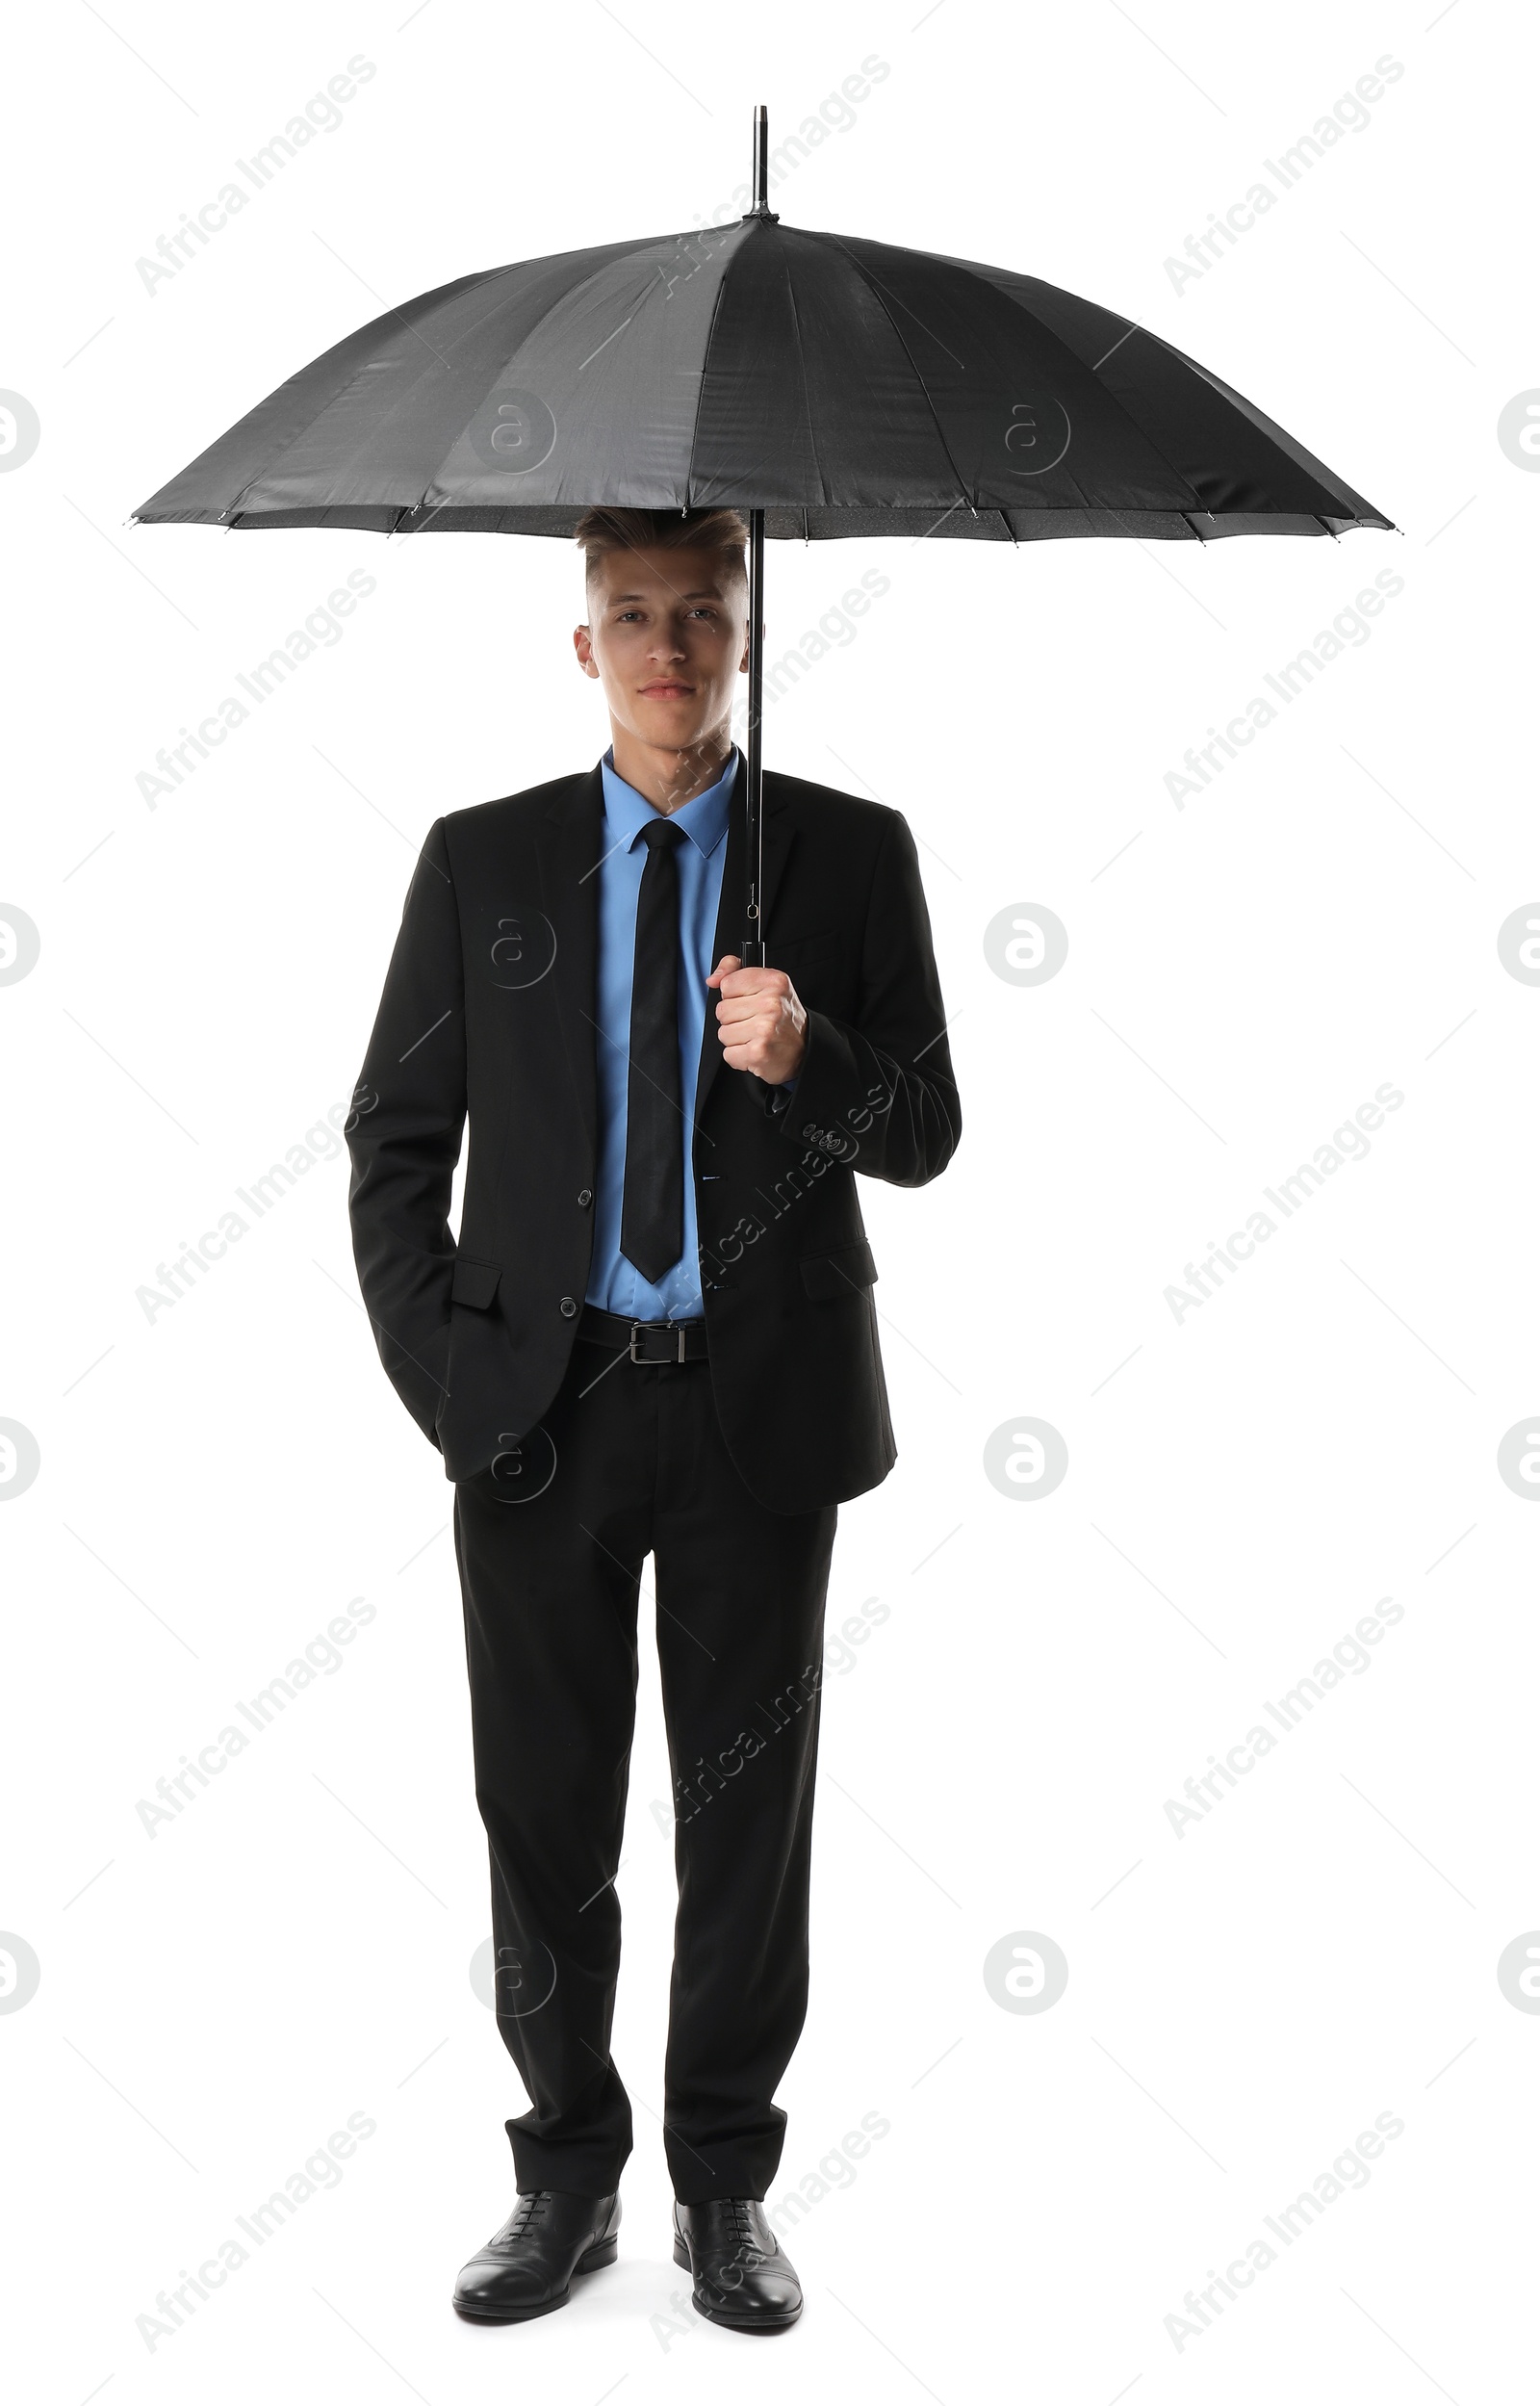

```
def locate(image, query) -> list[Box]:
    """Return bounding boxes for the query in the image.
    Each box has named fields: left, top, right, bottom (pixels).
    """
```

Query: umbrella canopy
left=135, top=220, right=1389, bottom=546
left=135, top=107, right=1393, bottom=957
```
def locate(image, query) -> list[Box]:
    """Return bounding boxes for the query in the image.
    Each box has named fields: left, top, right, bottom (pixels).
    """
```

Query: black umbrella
left=136, top=107, right=1393, bottom=959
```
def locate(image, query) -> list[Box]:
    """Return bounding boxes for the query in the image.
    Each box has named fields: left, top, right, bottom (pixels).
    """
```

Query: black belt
left=576, top=1304, right=708, bottom=1362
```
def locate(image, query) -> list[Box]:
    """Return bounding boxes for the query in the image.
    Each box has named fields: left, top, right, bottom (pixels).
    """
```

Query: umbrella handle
left=742, top=503, right=766, bottom=966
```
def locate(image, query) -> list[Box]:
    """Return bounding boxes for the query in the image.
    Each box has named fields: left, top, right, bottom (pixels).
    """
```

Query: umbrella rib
left=410, top=251, right=667, bottom=517
left=249, top=264, right=534, bottom=526
left=1106, top=321, right=1368, bottom=518
left=849, top=240, right=1218, bottom=520
left=686, top=247, right=735, bottom=507
left=813, top=232, right=975, bottom=526
left=419, top=223, right=749, bottom=519
left=808, top=234, right=1213, bottom=531
left=780, top=254, right=829, bottom=508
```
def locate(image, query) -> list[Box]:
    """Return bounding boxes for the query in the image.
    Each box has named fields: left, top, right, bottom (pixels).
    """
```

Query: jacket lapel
left=534, top=762, right=604, bottom=1156
left=694, top=758, right=796, bottom=1131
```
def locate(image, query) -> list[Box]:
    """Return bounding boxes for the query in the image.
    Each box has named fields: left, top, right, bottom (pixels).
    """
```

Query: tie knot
left=638, top=815, right=684, bottom=851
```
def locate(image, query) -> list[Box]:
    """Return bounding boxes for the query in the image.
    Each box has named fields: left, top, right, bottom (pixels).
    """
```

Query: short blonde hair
left=575, top=505, right=749, bottom=601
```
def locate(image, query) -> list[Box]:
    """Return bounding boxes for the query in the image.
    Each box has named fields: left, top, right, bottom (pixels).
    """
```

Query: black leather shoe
left=452, top=2189, right=620, bottom=2322
left=672, top=2197, right=802, bottom=2332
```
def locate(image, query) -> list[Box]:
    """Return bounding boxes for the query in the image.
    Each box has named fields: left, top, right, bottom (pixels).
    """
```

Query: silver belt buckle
left=627, top=1320, right=688, bottom=1363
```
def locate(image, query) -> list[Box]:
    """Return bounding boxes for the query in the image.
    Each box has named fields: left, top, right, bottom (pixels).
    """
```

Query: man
left=346, top=505, right=960, bottom=2332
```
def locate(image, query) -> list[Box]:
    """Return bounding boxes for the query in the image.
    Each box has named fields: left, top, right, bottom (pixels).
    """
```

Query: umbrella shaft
left=743, top=505, right=766, bottom=966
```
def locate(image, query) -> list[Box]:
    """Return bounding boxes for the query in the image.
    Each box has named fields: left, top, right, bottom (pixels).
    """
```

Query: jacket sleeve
left=346, top=817, right=466, bottom=1448
left=776, top=807, right=961, bottom=1187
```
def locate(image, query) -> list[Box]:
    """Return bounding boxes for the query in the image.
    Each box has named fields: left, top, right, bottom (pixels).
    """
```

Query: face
left=575, top=544, right=749, bottom=754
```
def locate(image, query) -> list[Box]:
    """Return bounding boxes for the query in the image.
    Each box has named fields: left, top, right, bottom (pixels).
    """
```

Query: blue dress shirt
left=585, top=743, right=738, bottom=1322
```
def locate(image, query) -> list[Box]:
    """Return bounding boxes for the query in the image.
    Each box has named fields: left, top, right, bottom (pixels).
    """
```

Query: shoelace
left=493, top=2192, right=552, bottom=2248
left=719, top=2200, right=768, bottom=2265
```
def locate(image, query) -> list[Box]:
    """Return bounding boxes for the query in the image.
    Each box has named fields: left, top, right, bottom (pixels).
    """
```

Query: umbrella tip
left=743, top=100, right=780, bottom=222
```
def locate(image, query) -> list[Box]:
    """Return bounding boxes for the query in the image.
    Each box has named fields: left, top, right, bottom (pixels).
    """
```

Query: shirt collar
left=600, top=743, right=738, bottom=863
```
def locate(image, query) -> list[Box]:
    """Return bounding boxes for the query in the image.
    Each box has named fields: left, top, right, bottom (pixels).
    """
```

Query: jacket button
left=577, top=1188, right=593, bottom=1208
left=559, top=1296, right=578, bottom=1317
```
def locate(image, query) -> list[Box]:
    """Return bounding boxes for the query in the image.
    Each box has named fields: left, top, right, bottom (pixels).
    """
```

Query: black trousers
left=451, top=1334, right=837, bottom=2203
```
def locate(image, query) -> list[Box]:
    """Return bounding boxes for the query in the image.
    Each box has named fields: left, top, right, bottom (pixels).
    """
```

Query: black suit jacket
left=345, top=753, right=961, bottom=1511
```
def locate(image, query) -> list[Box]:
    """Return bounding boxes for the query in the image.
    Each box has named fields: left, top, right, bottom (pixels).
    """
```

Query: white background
left=4, top=1, right=1536, bottom=2399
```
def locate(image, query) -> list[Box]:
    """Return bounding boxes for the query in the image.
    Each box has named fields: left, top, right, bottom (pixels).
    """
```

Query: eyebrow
left=605, top=588, right=724, bottom=604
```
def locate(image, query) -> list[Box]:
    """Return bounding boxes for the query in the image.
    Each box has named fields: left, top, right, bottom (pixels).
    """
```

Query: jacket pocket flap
left=800, top=1240, right=878, bottom=1301
left=450, top=1255, right=502, bottom=1310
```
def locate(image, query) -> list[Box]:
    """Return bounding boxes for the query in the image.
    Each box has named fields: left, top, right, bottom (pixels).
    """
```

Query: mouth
left=640, top=681, right=694, bottom=698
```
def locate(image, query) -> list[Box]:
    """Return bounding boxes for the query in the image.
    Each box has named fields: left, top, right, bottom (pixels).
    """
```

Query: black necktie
left=621, top=815, right=685, bottom=1284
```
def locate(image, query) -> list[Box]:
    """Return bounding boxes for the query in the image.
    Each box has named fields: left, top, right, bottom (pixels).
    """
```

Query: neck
left=608, top=724, right=735, bottom=815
